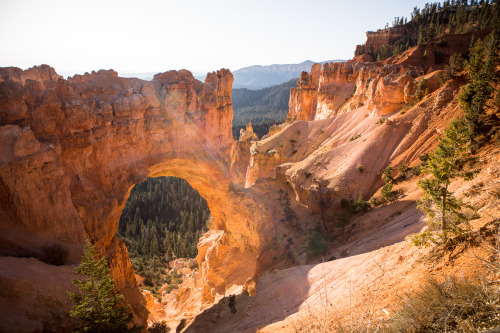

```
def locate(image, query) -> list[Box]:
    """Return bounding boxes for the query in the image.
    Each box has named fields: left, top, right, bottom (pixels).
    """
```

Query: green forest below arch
left=117, top=177, right=210, bottom=297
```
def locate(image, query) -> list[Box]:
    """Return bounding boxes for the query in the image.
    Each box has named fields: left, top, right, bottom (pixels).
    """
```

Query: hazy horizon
left=1, top=0, right=431, bottom=74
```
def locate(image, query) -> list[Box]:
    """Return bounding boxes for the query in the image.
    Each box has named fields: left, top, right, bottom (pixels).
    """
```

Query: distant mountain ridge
left=232, top=60, right=344, bottom=90
left=58, top=61, right=346, bottom=88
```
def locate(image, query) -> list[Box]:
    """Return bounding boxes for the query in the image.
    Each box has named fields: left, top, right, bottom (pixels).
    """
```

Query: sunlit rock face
left=0, top=65, right=267, bottom=328
left=287, top=62, right=422, bottom=121
left=286, top=63, right=321, bottom=122
left=287, top=30, right=488, bottom=123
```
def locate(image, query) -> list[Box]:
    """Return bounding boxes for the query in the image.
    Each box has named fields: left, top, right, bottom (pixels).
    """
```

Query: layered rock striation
left=287, top=30, right=489, bottom=122
left=286, top=61, right=423, bottom=122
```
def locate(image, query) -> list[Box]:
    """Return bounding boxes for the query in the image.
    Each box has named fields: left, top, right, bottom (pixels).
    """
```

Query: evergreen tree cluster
left=116, top=177, right=210, bottom=297
left=232, top=78, right=297, bottom=139
left=355, top=0, right=500, bottom=61
left=459, top=28, right=500, bottom=149
left=118, top=177, right=210, bottom=261
left=413, top=29, right=499, bottom=245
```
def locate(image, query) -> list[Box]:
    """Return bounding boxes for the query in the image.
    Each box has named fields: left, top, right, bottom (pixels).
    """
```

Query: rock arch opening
left=116, top=176, right=211, bottom=299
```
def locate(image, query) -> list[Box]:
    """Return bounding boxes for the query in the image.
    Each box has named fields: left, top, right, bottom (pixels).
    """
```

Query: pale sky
left=0, top=0, right=431, bottom=76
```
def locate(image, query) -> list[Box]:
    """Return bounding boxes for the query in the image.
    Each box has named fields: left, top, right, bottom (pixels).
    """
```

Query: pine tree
left=68, top=240, right=137, bottom=333
left=415, top=117, right=476, bottom=244
left=459, top=32, right=500, bottom=151
left=381, top=166, right=395, bottom=202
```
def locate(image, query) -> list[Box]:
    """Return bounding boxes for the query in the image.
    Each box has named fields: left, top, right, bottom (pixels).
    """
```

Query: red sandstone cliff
left=0, top=65, right=255, bottom=330
left=287, top=30, right=490, bottom=122
left=286, top=61, right=420, bottom=121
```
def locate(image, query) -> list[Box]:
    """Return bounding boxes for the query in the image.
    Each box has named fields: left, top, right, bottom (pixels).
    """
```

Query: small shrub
left=334, top=209, right=352, bottom=234
left=352, top=194, right=370, bottom=212
left=304, top=171, right=312, bottom=178
left=148, top=321, right=170, bottom=333
left=350, top=134, right=361, bottom=141
left=289, top=139, right=297, bottom=144
left=292, top=149, right=298, bottom=154
left=356, top=164, right=366, bottom=173
left=383, top=166, right=394, bottom=183
left=410, top=166, right=422, bottom=176
left=340, top=198, right=352, bottom=211
left=41, top=243, right=68, bottom=266
left=437, top=72, right=449, bottom=86
left=419, top=153, right=429, bottom=163
left=408, top=230, right=436, bottom=247
left=370, top=196, right=384, bottom=207
left=318, top=129, right=324, bottom=134
left=389, top=276, right=500, bottom=332
left=164, top=285, right=176, bottom=294
left=376, top=117, right=387, bottom=125
left=381, top=182, right=394, bottom=201
left=307, top=231, right=326, bottom=255
left=143, top=277, right=154, bottom=287
left=280, top=191, right=298, bottom=224
left=297, top=130, right=301, bottom=135
left=163, top=274, right=172, bottom=284
left=404, top=78, right=429, bottom=109
left=398, top=161, right=407, bottom=174
left=189, top=261, right=199, bottom=270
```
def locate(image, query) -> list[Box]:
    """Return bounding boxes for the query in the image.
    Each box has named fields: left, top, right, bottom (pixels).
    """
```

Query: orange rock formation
left=288, top=30, right=491, bottom=122
left=0, top=27, right=495, bottom=331
left=0, top=65, right=267, bottom=330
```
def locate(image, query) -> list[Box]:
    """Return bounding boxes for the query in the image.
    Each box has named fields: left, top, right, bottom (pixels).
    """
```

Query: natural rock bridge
left=0, top=66, right=272, bottom=325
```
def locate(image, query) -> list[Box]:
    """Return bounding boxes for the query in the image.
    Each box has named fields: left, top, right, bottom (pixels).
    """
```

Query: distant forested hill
left=232, top=78, right=297, bottom=139
left=232, top=60, right=340, bottom=89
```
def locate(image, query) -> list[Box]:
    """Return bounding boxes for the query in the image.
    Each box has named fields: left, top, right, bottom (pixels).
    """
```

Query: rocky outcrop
left=238, top=122, right=258, bottom=142
left=286, top=63, right=321, bottom=122
left=246, top=76, right=464, bottom=219
left=0, top=257, right=79, bottom=332
left=354, top=26, right=406, bottom=55
left=287, top=30, right=490, bottom=123
left=0, top=65, right=270, bottom=329
left=287, top=62, right=422, bottom=121
left=316, top=62, right=360, bottom=119
left=339, top=63, right=420, bottom=115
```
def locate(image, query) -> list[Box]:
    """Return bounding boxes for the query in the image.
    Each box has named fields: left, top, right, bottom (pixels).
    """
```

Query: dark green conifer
left=68, top=240, right=137, bottom=333
left=416, top=118, right=476, bottom=243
